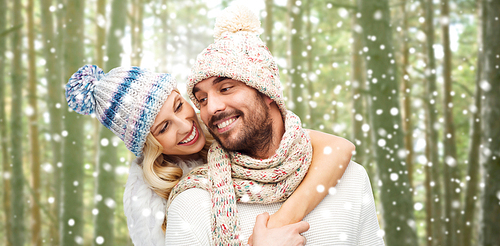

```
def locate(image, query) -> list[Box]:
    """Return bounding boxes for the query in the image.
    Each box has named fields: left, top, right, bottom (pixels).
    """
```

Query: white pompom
left=213, top=3, right=261, bottom=39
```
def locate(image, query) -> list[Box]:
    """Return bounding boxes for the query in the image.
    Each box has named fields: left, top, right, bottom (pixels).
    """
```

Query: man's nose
left=206, top=94, right=225, bottom=116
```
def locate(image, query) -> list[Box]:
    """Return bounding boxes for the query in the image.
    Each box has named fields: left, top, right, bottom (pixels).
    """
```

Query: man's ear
left=263, top=95, right=273, bottom=106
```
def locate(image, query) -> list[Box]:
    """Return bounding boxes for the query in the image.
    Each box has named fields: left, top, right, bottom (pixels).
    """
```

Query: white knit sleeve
left=165, top=188, right=212, bottom=246
left=357, top=168, right=385, bottom=245
left=123, top=159, right=167, bottom=246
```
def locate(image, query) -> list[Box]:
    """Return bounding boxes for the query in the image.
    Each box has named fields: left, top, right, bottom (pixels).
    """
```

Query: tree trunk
left=461, top=1, right=482, bottom=245
left=422, top=0, right=445, bottom=244
left=357, top=0, right=418, bottom=245
left=479, top=0, right=500, bottom=244
left=130, top=0, right=143, bottom=66
left=265, top=0, right=273, bottom=52
left=159, top=0, right=169, bottom=72
left=39, top=0, right=64, bottom=243
left=92, top=0, right=127, bottom=244
left=27, top=0, right=42, bottom=244
left=351, top=10, right=367, bottom=166
left=185, top=4, right=193, bottom=67
left=288, top=0, right=308, bottom=123
left=0, top=0, right=13, bottom=245
left=424, top=132, right=433, bottom=246
left=400, top=0, right=413, bottom=188
left=61, top=0, right=86, bottom=245
left=92, top=0, right=106, bottom=206
left=305, top=0, right=316, bottom=127
left=96, top=0, right=106, bottom=68
left=10, top=0, right=25, bottom=244
left=440, top=0, right=461, bottom=244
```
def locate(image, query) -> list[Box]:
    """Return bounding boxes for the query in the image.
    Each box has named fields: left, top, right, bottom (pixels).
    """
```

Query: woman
left=66, top=65, right=354, bottom=246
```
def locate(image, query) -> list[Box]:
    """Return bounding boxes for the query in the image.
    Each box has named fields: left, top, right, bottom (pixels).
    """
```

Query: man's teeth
left=217, top=118, right=236, bottom=129
left=180, top=126, right=196, bottom=144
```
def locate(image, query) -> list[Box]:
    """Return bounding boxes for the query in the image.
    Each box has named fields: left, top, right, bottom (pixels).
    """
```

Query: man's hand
left=248, top=212, right=309, bottom=246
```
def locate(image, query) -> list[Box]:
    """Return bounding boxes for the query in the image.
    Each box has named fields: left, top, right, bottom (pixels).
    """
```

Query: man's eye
left=221, top=87, right=232, bottom=92
left=198, top=97, right=207, bottom=104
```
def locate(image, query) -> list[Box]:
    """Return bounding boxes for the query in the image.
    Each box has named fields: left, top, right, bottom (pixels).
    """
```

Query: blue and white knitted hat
left=65, top=65, right=176, bottom=156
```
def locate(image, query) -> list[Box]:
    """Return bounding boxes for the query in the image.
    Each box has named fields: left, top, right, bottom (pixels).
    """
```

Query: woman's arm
left=267, top=130, right=355, bottom=228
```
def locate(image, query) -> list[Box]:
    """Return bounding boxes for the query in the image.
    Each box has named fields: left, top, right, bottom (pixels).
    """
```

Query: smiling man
left=193, top=76, right=280, bottom=159
left=164, top=4, right=384, bottom=246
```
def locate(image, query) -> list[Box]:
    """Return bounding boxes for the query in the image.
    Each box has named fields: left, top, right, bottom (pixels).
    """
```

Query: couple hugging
left=65, top=4, right=384, bottom=246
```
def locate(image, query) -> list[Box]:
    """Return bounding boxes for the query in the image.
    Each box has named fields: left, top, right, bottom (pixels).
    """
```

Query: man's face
left=193, top=77, right=272, bottom=155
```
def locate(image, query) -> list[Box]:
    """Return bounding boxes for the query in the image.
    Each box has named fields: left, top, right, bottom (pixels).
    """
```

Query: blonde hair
left=141, top=125, right=212, bottom=201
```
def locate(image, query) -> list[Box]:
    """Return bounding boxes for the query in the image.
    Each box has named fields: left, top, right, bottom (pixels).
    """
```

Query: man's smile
left=214, top=116, right=240, bottom=133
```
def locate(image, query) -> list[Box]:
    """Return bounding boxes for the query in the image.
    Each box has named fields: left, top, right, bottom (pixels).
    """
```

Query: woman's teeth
left=217, top=118, right=236, bottom=129
left=180, top=126, right=196, bottom=144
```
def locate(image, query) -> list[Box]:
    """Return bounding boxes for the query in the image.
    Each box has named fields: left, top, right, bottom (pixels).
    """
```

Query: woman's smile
left=178, top=122, right=200, bottom=146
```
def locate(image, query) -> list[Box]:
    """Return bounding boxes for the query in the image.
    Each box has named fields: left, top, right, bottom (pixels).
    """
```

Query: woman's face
left=151, top=91, right=206, bottom=157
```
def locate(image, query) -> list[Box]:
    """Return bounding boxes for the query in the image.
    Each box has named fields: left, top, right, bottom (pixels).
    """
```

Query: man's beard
left=207, top=95, right=273, bottom=158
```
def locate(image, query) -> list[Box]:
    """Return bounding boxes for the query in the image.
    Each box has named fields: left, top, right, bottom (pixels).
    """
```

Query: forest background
left=0, top=0, right=499, bottom=245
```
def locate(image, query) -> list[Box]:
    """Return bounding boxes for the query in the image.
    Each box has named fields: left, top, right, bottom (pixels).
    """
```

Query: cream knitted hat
left=187, top=3, right=286, bottom=115
left=65, top=65, right=176, bottom=156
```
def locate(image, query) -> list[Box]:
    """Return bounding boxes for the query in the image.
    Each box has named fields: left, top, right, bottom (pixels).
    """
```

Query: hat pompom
left=65, top=64, right=104, bottom=115
left=213, top=3, right=261, bottom=39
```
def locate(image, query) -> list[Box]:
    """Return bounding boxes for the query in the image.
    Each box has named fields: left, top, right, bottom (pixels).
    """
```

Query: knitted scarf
left=167, top=111, right=312, bottom=245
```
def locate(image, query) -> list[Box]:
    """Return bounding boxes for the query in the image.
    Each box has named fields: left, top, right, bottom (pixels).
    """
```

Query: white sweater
left=123, top=158, right=203, bottom=246
left=165, top=161, right=385, bottom=245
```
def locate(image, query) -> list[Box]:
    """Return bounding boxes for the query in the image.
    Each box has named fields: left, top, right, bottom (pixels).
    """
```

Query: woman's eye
left=159, top=123, right=168, bottom=134
left=221, top=87, right=232, bottom=92
left=175, top=102, right=183, bottom=112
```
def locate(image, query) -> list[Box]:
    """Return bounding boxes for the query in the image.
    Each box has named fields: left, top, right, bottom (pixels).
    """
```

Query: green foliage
left=0, top=0, right=491, bottom=245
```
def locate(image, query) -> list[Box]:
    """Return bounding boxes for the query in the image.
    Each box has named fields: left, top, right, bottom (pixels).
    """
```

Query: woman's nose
left=172, top=115, right=192, bottom=135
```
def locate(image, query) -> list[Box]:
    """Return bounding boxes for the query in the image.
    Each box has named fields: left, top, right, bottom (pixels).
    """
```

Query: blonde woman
left=66, top=65, right=354, bottom=246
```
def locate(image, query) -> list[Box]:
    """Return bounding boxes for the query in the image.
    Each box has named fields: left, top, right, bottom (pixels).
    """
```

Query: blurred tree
left=96, top=0, right=106, bottom=68
left=304, top=0, right=316, bottom=127
left=440, top=0, right=461, bottom=244
left=92, top=0, right=106, bottom=218
left=288, top=0, right=309, bottom=123
left=56, top=0, right=65, bottom=82
left=423, top=133, right=434, bottom=246
left=422, top=0, right=445, bottom=244
left=40, top=0, right=64, bottom=243
left=61, top=0, right=85, bottom=244
left=399, top=0, right=413, bottom=188
left=27, top=0, right=42, bottom=244
left=10, top=0, right=25, bottom=244
left=479, top=0, right=500, bottom=244
left=92, top=0, right=128, bottom=244
left=357, top=0, right=418, bottom=245
left=462, top=1, right=482, bottom=245
left=158, top=0, right=169, bottom=72
left=0, top=0, right=13, bottom=245
left=264, top=0, right=274, bottom=52
left=185, top=3, right=194, bottom=67
left=350, top=6, right=368, bottom=167
left=130, top=0, right=144, bottom=66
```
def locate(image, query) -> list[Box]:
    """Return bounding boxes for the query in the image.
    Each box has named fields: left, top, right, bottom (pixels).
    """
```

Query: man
left=165, top=4, right=384, bottom=245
